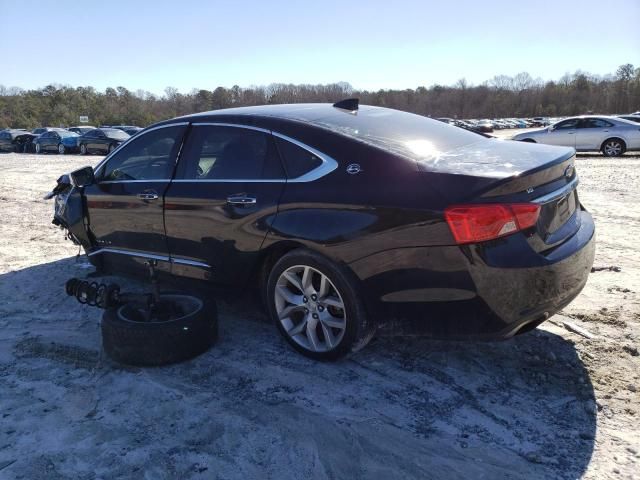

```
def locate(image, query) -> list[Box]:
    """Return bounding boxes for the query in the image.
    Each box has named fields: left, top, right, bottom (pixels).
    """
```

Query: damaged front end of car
left=45, top=167, right=94, bottom=250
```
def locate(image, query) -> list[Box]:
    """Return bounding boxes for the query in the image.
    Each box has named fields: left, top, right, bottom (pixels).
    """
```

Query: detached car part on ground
left=48, top=100, right=595, bottom=361
left=64, top=265, right=217, bottom=366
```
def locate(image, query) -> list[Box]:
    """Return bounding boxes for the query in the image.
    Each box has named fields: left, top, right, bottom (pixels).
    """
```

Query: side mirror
left=70, top=166, right=95, bottom=187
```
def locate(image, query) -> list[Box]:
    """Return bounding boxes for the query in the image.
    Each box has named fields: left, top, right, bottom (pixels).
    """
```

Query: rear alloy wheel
left=602, top=139, right=625, bottom=157
left=35, top=143, right=41, bottom=154
left=80, top=143, right=87, bottom=155
left=267, top=249, right=376, bottom=360
left=58, top=143, right=65, bottom=154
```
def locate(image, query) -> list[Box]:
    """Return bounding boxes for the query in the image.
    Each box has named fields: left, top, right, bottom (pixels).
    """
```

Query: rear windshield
left=102, top=128, right=130, bottom=140
left=309, top=106, right=484, bottom=162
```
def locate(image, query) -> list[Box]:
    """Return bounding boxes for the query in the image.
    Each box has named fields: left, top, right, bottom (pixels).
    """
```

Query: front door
left=84, top=124, right=187, bottom=269
left=545, top=118, right=579, bottom=147
left=164, top=124, right=286, bottom=284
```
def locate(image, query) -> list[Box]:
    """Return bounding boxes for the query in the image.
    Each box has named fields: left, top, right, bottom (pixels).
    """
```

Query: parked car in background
left=122, top=126, right=143, bottom=136
left=50, top=102, right=594, bottom=359
left=34, top=130, right=79, bottom=154
left=617, top=115, right=640, bottom=124
left=512, top=116, right=640, bottom=156
left=0, top=129, right=36, bottom=152
left=79, top=128, right=130, bottom=154
left=475, top=119, right=494, bottom=133
left=68, top=126, right=96, bottom=135
left=531, top=117, right=550, bottom=127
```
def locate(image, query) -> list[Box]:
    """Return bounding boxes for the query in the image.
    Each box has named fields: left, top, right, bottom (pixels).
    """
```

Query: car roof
left=174, top=103, right=356, bottom=123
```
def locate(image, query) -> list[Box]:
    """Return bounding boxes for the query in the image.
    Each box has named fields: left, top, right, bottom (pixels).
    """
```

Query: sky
left=1, top=0, right=638, bottom=94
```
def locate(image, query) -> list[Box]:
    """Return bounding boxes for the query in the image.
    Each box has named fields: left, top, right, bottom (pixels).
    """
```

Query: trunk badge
left=564, top=164, right=575, bottom=178
left=346, top=163, right=362, bottom=175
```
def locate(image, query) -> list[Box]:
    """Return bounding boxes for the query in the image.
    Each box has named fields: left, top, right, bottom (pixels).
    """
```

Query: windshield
left=309, top=106, right=484, bottom=163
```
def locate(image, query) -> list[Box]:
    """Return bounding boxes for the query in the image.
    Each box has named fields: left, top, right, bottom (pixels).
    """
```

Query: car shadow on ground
left=0, top=257, right=596, bottom=479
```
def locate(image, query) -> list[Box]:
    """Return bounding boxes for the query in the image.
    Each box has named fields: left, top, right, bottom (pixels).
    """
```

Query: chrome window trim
left=533, top=176, right=579, bottom=204
left=98, top=179, right=172, bottom=184
left=271, top=131, right=339, bottom=183
left=92, top=120, right=338, bottom=184
left=93, top=122, right=190, bottom=177
left=191, top=122, right=271, bottom=134
left=88, top=247, right=211, bottom=269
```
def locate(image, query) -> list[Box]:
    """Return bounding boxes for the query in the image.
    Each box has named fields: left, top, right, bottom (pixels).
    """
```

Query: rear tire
left=108, top=143, right=116, bottom=153
left=601, top=138, right=625, bottom=157
left=266, top=249, right=376, bottom=360
left=35, top=143, right=41, bottom=154
left=80, top=143, right=87, bottom=155
left=101, top=293, right=217, bottom=366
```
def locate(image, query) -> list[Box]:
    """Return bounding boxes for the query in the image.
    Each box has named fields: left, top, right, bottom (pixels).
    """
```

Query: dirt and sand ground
left=0, top=142, right=638, bottom=479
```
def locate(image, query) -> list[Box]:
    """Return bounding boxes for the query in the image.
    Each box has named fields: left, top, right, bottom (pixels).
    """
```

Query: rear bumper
left=349, top=210, right=595, bottom=339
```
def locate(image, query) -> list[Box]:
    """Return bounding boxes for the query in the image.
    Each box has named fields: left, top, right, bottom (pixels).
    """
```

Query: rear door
left=545, top=119, right=579, bottom=147
left=575, top=118, right=613, bottom=151
left=84, top=124, right=187, bottom=267
left=164, top=123, right=286, bottom=284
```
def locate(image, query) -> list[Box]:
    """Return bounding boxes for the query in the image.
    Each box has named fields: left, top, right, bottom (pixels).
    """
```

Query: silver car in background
left=512, top=116, right=640, bottom=157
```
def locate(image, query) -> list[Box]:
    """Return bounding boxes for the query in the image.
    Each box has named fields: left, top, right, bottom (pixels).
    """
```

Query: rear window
left=103, top=129, right=130, bottom=140
left=274, top=137, right=322, bottom=178
left=309, top=106, right=484, bottom=162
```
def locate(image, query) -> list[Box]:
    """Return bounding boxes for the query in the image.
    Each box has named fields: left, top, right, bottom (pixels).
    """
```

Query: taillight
left=444, top=203, right=541, bottom=244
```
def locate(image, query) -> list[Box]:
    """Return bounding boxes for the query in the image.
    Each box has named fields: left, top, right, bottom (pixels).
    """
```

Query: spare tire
left=101, top=293, right=217, bottom=366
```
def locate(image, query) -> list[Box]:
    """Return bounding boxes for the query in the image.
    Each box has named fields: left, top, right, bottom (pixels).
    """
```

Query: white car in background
left=512, top=116, right=640, bottom=157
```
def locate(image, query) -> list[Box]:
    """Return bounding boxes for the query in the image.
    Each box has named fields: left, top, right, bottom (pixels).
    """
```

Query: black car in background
left=35, top=130, right=79, bottom=154
left=51, top=102, right=595, bottom=360
left=0, top=129, right=37, bottom=152
left=79, top=128, right=130, bottom=154
left=68, top=126, right=96, bottom=135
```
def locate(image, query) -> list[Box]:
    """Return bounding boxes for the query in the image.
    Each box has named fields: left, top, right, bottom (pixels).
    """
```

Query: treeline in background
left=0, top=63, right=638, bottom=129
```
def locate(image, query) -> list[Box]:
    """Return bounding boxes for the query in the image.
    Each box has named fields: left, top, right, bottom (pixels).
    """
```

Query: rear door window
left=176, top=125, right=285, bottom=180
left=581, top=118, right=613, bottom=128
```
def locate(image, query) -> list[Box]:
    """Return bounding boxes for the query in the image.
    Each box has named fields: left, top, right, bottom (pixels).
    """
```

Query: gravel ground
left=0, top=149, right=638, bottom=480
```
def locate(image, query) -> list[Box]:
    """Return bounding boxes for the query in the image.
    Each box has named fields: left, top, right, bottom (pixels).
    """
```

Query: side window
left=100, top=125, right=186, bottom=182
left=583, top=119, right=613, bottom=128
left=555, top=119, right=579, bottom=130
left=274, top=137, right=323, bottom=179
left=176, top=126, right=285, bottom=180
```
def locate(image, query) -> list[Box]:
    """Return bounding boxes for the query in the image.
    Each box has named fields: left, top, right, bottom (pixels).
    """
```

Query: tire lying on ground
left=101, top=292, right=217, bottom=366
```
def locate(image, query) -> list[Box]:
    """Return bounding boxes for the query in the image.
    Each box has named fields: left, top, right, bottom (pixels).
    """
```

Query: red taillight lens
left=444, top=203, right=541, bottom=244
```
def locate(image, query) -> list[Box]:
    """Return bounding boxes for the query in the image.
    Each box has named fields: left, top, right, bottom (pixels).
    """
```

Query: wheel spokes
left=275, top=265, right=347, bottom=353
left=275, top=285, right=302, bottom=306
left=287, top=313, right=309, bottom=336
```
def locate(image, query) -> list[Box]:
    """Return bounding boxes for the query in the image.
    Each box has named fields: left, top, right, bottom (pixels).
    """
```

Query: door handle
left=226, top=194, right=257, bottom=206
left=137, top=191, right=159, bottom=200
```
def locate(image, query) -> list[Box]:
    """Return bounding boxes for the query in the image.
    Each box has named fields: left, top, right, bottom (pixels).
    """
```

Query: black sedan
left=50, top=101, right=595, bottom=360
left=79, top=128, right=130, bottom=155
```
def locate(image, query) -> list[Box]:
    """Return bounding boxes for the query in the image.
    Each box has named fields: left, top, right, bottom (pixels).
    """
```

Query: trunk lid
left=421, top=139, right=579, bottom=251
